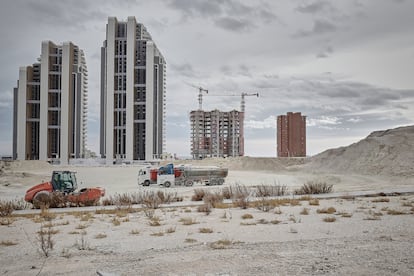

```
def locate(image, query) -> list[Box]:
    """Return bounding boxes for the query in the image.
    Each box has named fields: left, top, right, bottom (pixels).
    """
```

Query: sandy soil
left=0, top=160, right=413, bottom=275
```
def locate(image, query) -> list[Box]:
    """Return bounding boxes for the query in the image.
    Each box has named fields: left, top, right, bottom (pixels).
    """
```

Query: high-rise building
left=100, top=16, right=166, bottom=163
left=13, top=41, right=88, bottom=164
left=190, top=109, right=243, bottom=159
left=277, top=112, right=306, bottom=157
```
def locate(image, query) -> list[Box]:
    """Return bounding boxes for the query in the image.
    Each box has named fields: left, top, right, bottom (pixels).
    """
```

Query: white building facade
left=13, top=41, right=88, bottom=164
left=100, top=16, right=166, bottom=164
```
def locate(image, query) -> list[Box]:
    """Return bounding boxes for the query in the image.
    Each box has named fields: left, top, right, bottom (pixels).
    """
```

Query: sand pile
left=308, top=125, right=414, bottom=177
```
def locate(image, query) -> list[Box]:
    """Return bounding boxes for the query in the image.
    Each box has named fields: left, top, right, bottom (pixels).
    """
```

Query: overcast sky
left=1, top=0, right=413, bottom=158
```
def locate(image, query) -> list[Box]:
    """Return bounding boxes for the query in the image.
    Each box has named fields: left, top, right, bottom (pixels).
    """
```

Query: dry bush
left=317, top=207, right=336, bottom=214
left=130, top=229, right=140, bottom=235
left=94, top=233, right=107, bottom=239
left=323, top=216, right=336, bottom=222
left=371, top=198, right=390, bottom=203
left=185, top=238, right=197, bottom=243
left=192, top=189, right=206, bottom=201
left=197, top=204, right=211, bottom=215
left=241, top=213, right=253, bottom=219
left=166, top=227, right=176, bottom=233
left=75, top=223, right=88, bottom=230
left=338, top=212, right=353, bottom=218
left=151, top=231, right=164, bottom=236
left=308, top=198, right=320, bottom=206
left=233, top=194, right=249, bottom=209
left=199, top=227, right=213, bottom=233
left=387, top=209, right=406, bottom=215
left=75, top=232, right=91, bottom=251
left=179, top=217, right=198, bottom=225
left=300, top=208, right=309, bottom=215
left=270, top=219, right=281, bottom=224
left=210, top=239, right=232, bottom=249
left=294, top=181, right=333, bottom=195
left=255, top=184, right=288, bottom=197
left=1, top=198, right=30, bottom=217
left=37, top=222, right=55, bottom=257
left=240, top=221, right=256, bottom=226
left=111, top=217, right=121, bottom=226
left=149, top=216, right=161, bottom=226
left=257, top=218, right=269, bottom=224
left=0, top=240, right=18, bottom=246
left=204, top=192, right=224, bottom=208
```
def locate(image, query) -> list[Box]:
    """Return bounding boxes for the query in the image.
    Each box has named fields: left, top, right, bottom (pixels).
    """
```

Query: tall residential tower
left=13, top=41, right=88, bottom=164
left=100, top=16, right=166, bottom=163
left=277, top=112, right=306, bottom=157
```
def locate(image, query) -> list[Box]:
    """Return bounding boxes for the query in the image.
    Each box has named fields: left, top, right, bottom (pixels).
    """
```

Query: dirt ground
left=1, top=157, right=414, bottom=275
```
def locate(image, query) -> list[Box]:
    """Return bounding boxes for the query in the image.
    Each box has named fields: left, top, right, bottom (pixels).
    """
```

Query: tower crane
left=240, top=93, right=259, bottom=113
left=188, top=84, right=208, bottom=110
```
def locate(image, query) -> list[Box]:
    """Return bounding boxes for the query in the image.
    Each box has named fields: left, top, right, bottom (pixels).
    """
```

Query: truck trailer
left=138, top=164, right=228, bottom=187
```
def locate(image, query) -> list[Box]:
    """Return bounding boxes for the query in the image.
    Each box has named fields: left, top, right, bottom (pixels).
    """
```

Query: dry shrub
left=210, top=239, right=232, bottom=249
left=179, top=217, right=197, bottom=225
left=38, top=222, right=56, bottom=257
left=203, top=192, right=223, bottom=208
left=255, top=184, right=288, bottom=197
left=197, top=204, right=211, bottom=215
left=294, top=181, right=333, bottom=195
left=387, top=209, right=406, bottom=215
left=0, top=240, right=18, bottom=246
left=199, top=227, right=213, bottom=233
left=94, top=233, right=107, bottom=239
left=317, top=207, right=336, bottom=214
left=257, top=218, right=269, bottom=224
left=241, top=213, right=253, bottom=219
left=149, top=216, right=161, bottom=226
left=111, top=217, right=121, bottom=226
left=151, top=231, right=164, bottom=236
left=192, top=189, right=206, bottom=201
left=1, top=198, right=29, bottom=216
left=300, top=208, right=309, bottom=215
left=166, top=227, right=176, bottom=233
left=371, top=198, right=390, bottom=203
left=130, top=229, right=140, bottom=235
left=323, top=216, right=336, bottom=223
left=308, top=198, right=320, bottom=206
left=233, top=193, right=249, bottom=209
left=270, top=219, right=281, bottom=224
left=185, top=238, right=197, bottom=243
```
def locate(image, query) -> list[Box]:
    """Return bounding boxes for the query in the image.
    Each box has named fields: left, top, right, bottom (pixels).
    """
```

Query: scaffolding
left=190, top=109, right=243, bottom=159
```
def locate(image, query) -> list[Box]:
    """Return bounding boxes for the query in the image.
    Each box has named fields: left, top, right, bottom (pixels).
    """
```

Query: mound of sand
left=308, top=125, right=414, bottom=177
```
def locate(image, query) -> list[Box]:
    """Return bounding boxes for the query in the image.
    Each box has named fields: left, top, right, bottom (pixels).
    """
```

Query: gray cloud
left=295, top=19, right=337, bottom=37
left=316, top=45, right=333, bottom=58
left=171, top=63, right=197, bottom=78
left=214, top=17, right=254, bottom=32
left=296, top=1, right=333, bottom=14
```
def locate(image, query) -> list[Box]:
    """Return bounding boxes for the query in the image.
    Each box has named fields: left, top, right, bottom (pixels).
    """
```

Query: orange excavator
left=24, top=171, right=105, bottom=208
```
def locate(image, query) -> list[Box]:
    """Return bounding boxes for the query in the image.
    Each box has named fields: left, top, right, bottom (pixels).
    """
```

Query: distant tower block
left=277, top=112, right=306, bottom=157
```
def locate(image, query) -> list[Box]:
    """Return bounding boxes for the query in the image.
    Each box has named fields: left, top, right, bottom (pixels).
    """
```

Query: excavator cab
left=51, top=171, right=78, bottom=194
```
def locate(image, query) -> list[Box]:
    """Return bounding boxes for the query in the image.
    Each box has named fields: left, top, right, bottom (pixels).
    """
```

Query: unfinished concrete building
left=277, top=112, right=306, bottom=157
left=190, top=109, right=244, bottom=159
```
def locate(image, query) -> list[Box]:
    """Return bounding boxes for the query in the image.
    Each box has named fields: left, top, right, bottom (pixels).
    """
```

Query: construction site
left=189, top=85, right=259, bottom=159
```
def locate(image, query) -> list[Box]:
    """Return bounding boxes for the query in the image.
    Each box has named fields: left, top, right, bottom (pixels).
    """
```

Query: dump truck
left=24, top=171, right=105, bottom=208
left=138, top=163, right=228, bottom=187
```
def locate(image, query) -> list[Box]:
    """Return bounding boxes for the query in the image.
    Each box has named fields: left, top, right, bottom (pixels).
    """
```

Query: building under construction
left=190, top=109, right=244, bottom=159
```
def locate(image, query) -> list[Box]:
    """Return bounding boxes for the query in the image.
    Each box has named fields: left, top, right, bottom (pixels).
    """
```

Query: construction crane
left=187, top=84, right=208, bottom=110
left=240, top=93, right=259, bottom=113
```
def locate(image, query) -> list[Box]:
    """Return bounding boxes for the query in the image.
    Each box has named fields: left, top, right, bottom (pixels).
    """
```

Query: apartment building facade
left=13, top=41, right=88, bottom=164
left=100, top=16, right=166, bottom=163
left=277, top=112, right=306, bottom=157
left=190, top=109, right=243, bottom=159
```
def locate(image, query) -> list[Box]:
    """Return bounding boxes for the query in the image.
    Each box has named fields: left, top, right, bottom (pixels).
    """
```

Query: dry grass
left=68, top=231, right=80, bottom=235
left=323, top=216, right=336, bottom=222
left=94, top=233, right=107, bottom=239
left=130, top=229, right=140, bottom=235
left=210, top=239, right=233, bottom=249
left=308, top=198, right=320, bottom=206
left=300, top=208, right=310, bottom=215
left=199, top=227, right=214, bottom=233
left=338, top=212, right=353, bottom=218
left=257, top=218, right=269, bottom=224
left=240, top=221, right=257, bottom=226
left=191, top=189, right=207, bottom=201
left=270, top=219, right=281, bottom=224
left=241, top=213, right=253, bottom=219
left=255, top=184, right=288, bottom=197
left=149, top=217, right=161, bottom=226
left=197, top=204, right=211, bottom=215
left=185, top=238, right=197, bottom=243
left=179, top=217, right=198, bottom=225
left=317, top=207, right=336, bottom=214
left=150, top=231, right=164, bottom=237
left=371, top=198, right=390, bottom=203
left=165, top=227, right=176, bottom=234
left=294, top=181, right=333, bottom=195
left=75, top=223, right=88, bottom=229
left=1, top=240, right=18, bottom=246
left=387, top=209, right=406, bottom=215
